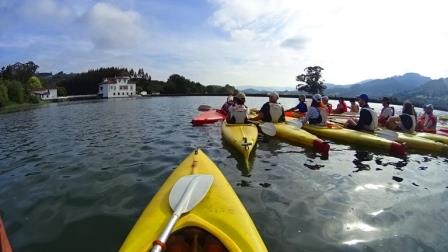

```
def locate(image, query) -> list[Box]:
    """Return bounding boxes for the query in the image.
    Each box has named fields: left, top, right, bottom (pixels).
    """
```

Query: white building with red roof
left=98, top=76, right=136, bottom=98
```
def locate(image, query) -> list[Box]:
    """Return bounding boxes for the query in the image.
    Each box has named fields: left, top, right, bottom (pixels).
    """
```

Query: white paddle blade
left=198, top=105, right=212, bottom=111
left=376, top=130, right=399, bottom=141
left=287, top=120, right=303, bottom=129
left=259, top=122, right=276, bottom=136
left=169, top=175, right=214, bottom=214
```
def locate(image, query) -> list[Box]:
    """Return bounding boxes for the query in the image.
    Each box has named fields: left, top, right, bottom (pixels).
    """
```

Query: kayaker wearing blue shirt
left=226, top=92, right=249, bottom=124
left=286, top=94, right=308, bottom=113
left=302, top=94, right=324, bottom=125
left=252, top=92, right=285, bottom=122
left=345, top=94, right=378, bottom=131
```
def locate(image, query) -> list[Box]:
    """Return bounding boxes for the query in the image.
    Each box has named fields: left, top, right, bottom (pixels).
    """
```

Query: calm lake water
left=1, top=96, right=448, bottom=252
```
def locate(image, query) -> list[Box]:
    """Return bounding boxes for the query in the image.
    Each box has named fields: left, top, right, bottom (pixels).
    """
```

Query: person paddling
left=302, top=94, right=325, bottom=125
left=226, top=92, right=249, bottom=124
left=220, top=95, right=235, bottom=114
left=333, top=97, right=348, bottom=114
left=349, top=98, right=359, bottom=113
left=416, top=104, right=437, bottom=133
left=345, top=94, right=378, bottom=131
left=378, top=97, right=395, bottom=126
left=286, top=94, right=307, bottom=114
left=385, top=100, right=417, bottom=133
left=322, top=96, right=333, bottom=114
left=252, top=92, right=285, bottom=123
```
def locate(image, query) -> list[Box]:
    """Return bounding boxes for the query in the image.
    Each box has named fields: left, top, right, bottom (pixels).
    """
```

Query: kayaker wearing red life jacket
left=253, top=92, right=285, bottom=122
left=333, top=97, right=348, bottom=114
left=303, top=94, right=325, bottom=125
left=322, top=96, right=333, bottom=114
left=345, top=94, right=378, bottom=131
left=385, top=100, right=417, bottom=133
left=220, top=96, right=234, bottom=114
left=226, top=92, right=249, bottom=124
left=416, top=104, right=437, bottom=133
left=378, top=97, right=395, bottom=126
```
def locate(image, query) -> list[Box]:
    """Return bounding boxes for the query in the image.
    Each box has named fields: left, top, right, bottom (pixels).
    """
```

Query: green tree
left=26, top=76, right=43, bottom=91
left=57, top=86, right=67, bottom=96
left=0, top=83, right=9, bottom=107
left=0, top=61, right=39, bottom=83
left=296, top=66, right=326, bottom=94
left=6, top=80, right=25, bottom=103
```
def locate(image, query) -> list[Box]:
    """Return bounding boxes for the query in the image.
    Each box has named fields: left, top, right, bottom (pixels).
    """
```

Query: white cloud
left=20, top=0, right=72, bottom=21
left=205, top=0, right=448, bottom=84
left=83, top=3, right=143, bottom=49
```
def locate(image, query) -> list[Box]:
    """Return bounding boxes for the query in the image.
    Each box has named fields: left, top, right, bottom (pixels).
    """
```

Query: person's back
left=334, top=98, right=348, bottom=114
left=256, top=92, right=285, bottom=123
left=227, top=93, right=248, bottom=124
left=385, top=101, right=416, bottom=132
left=286, top=94, right=307, bottom=113
left=303, top=94, right=324, bottom=125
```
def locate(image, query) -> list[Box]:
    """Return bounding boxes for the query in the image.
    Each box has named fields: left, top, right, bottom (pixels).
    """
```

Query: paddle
left=151, top=175, right=214, bottom=252
left=0, top=216, right=12, bottom=252
left=286, top=119, right=303, bottom=129
left=248, top=120, right=276, bottom=136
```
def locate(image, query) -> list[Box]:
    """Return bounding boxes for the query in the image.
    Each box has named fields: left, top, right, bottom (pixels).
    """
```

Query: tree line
left=0, top=61, right=43, bottom=108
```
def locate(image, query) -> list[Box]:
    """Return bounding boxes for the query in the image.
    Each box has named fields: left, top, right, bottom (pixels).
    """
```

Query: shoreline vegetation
left=1, top=61, right=447, bottom=113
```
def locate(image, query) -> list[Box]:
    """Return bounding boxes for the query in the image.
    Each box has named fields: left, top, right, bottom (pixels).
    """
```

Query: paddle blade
left=287, top=119, right=303, bottom=129
left=259, top=122, right=276, bottom=136
left=169, top=175, right=214, bottom=214
left=198, top=105, right=212, bottom=111
left=376, top=129, right=399, bottom=141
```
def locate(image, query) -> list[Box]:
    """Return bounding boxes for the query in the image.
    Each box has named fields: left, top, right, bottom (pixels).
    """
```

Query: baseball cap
left=322, top=95, right=329, bottom=101
left=312, top=94, right=322, bottom=101
left=358, top=94, right=369, bottom=101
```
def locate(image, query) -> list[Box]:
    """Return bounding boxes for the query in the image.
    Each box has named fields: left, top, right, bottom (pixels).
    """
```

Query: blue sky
left=1, top=0, right=448, bottom=87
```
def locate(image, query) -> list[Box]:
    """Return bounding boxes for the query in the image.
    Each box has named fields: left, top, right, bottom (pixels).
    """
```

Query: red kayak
left=192, top=109, right=226, bottom=126
left=0, top=217, right=12, bottom=252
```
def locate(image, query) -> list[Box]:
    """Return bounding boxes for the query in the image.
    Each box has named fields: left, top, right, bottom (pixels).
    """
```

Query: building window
left=113, top=93, right=115, bottom=95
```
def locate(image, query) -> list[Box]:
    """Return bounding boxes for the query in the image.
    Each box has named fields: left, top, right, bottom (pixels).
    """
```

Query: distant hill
left=325, top=73, right=431, bottom=98
left=396, top=78, right=448, bottom=110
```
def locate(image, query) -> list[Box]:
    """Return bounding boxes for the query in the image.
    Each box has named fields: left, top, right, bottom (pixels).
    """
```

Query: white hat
left=235, top=92, right=246, bottom=99
left=312, top=94, right=322, bottom=101
left=268, top=92, right=279, bottom=98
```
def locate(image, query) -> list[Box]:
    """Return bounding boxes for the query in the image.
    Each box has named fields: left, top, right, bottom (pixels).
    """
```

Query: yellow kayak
left=301, top=123, right=406, bottom=157
left=274, top=122, right=330, bottom=155
left=120, top=149, right=267, bottom=252
left=221, top=121, right=258, bottom=168
left=415, top=132, right=448, bottom=145
left=392, top=132, right=448, bottom=154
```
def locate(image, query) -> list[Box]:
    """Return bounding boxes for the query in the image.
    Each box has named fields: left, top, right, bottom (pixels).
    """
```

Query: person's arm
left=252, top=103, right=268, bottom=121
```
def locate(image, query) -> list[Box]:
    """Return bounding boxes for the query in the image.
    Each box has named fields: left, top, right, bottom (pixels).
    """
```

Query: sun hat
left=235, top=92, right=246, bottom=99
left=312, top=94, right=322, bottom=101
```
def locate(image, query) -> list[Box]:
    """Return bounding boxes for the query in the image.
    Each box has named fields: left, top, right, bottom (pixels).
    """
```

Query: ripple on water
left=1, top=97, right=448, bottom=252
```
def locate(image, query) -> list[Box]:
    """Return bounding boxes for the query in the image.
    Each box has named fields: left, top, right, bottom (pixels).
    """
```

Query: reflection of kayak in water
left=120, top=149, right=267, bottom=252
left=1, top=217, right=12, bottom=252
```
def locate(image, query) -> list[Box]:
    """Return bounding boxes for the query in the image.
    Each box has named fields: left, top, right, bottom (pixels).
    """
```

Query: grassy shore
left=0, top=102, right=49, bottom=114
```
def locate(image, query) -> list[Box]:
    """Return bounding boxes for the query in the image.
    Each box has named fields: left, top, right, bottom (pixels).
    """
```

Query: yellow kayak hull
left=415, top=132, right=448, bottom=145
left=274, top=122, right=330, bottom=155
left=120, top=149, right=267, bottom=252
left=395, top=132, right=448, bottom=154
left=221, top=121, right=258, bottom=167
left=302, top=123, right=406, bottom=156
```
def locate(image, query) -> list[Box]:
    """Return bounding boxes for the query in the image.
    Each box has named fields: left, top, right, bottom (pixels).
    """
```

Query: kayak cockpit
left=166, top=227, right=228, bottom=252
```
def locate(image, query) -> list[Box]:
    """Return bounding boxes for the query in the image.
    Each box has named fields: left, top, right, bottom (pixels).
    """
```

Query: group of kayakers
left=221, top=91, right=438, bottom=133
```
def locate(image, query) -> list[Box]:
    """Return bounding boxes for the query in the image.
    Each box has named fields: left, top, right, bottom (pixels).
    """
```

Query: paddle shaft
left=151, top=177, right=201, bottom=252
